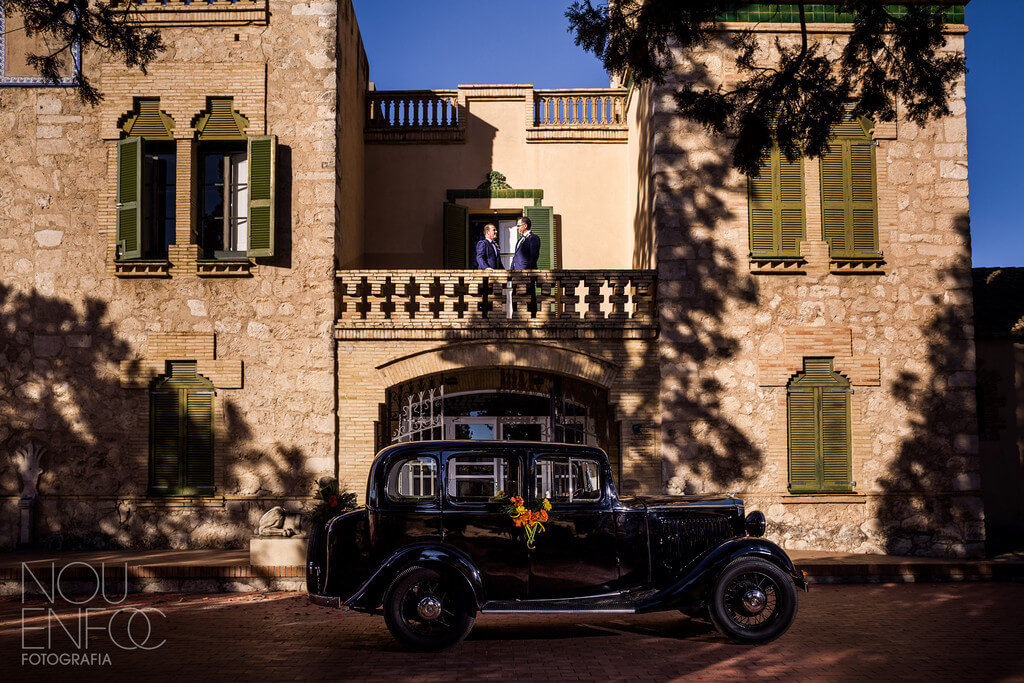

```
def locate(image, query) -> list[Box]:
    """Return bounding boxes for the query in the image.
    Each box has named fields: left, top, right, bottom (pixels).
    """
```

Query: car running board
left=481, top=594, right=640, bottom=614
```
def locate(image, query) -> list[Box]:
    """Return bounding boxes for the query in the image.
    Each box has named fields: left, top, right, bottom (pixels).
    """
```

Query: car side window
left=446, top=455, right=512, bottom=503
left=386, top=456, right=439, bottom=503
left=534, top=456, right=602, bottom=504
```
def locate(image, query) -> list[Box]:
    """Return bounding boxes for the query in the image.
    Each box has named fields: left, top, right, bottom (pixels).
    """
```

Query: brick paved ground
left=2, top=584, right=1023, bottom=681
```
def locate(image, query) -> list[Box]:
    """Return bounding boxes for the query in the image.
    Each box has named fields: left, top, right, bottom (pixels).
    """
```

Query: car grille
left=654, top=515, right=734, bottom=573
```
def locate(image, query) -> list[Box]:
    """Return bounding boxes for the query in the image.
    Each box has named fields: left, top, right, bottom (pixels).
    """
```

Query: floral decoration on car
left=491, top=492, right=552, bottom=549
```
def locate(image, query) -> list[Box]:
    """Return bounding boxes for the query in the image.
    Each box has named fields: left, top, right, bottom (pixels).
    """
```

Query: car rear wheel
left=708, top=557, right=798, bottom=644
left=383, top=566, right=475, bottom=651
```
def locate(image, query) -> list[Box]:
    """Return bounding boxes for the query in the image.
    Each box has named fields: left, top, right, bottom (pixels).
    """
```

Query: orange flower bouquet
left=493, top=493, right=553, bottom=549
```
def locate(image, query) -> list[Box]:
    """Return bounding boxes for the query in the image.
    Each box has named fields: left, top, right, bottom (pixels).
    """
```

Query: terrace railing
left=532, top=89, right=628, bottom=128
left=364, top=86, right=630, bottom=144
left=336, top=269, right=656, bottom=339
left=365, top=90, right=463, bottom=142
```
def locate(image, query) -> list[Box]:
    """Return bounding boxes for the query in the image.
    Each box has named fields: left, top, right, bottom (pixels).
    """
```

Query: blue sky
left=353, top=0, right=1022, bottom=267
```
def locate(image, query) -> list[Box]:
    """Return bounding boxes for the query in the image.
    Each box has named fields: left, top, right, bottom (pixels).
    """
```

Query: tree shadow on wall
left=877, top=214, right=985, bottom=557
left=0, top=281, right=317, bottom=550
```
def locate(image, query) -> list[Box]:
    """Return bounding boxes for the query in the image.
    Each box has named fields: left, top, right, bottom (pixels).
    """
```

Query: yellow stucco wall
left=363, top=86, right=635, bottom=269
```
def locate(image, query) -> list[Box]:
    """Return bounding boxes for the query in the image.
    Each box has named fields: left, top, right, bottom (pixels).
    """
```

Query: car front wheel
left=383, top=566, right=476, bottom=651
left=708, top=557, right=798, bottom=644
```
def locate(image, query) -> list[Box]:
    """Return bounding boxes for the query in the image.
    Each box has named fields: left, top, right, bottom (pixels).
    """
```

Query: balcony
left=335, top=270, right=657, bottom=340
left=365, top=85, right=629, bottom=145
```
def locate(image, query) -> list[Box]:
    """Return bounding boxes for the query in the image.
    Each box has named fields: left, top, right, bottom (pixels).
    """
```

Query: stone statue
left=14, top=441, right=45, bottom=546
left=15, top=441, right=44, bottom=501
left=256, top=506, right=301, bottom=537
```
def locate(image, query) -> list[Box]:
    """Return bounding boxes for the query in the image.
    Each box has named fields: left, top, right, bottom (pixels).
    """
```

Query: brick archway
left=375, top=341, right=621, bottom=389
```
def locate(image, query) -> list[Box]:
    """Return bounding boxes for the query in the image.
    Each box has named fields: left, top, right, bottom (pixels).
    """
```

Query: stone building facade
left=0, top=3, right=986, bottom=556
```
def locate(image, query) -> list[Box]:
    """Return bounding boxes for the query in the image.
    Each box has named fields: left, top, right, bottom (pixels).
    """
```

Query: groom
left=474, top=223, right=502, bottom=270
left=510, top=216, right=540, bottom=270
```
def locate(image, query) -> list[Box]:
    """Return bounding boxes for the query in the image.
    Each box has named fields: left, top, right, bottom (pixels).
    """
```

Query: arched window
left=787, top=358, right=853, bottom=493
left=149, top=361, right=215, bottom=495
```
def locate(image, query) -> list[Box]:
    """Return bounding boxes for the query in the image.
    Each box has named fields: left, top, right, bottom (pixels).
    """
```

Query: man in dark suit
left=475, top=223, right=502, bottom=270
left=510, top=216, right=541, bottom=270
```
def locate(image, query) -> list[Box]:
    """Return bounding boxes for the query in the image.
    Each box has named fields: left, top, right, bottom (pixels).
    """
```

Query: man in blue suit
left=510, top=216, right=541, bottom=270
left=475, top=223, right=503, bottom=270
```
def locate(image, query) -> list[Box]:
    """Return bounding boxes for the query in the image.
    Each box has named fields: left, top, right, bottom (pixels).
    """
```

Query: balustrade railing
left=336, top=270, right=655, bottom=327
left=533, top=89, right=628, bottom=127
left=366, top=90, right=460, bottom=129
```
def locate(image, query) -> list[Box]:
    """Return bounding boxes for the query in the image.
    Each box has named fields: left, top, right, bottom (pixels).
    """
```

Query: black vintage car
left=307, top=441, right=806, bottom=649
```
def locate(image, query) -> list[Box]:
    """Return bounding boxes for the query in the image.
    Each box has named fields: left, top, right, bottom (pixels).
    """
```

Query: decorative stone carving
left=255, top=506, right=302, bottom=538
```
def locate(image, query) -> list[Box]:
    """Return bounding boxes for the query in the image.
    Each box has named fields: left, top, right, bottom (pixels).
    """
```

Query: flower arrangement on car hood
left=306, top=476, right=357, bottom=525
left=491, top=493, right=552, bottom=549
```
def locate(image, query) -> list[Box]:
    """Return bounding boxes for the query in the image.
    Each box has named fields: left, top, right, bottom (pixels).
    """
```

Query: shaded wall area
left=648, top=29, right=982, bottom=556
left=973, top=267, right=1024, bottom=553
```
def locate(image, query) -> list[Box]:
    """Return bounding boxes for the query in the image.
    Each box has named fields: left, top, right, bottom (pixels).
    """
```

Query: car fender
left=344, top=543, right=486, bottom=612
left=635, top=537, right=806, bottom=614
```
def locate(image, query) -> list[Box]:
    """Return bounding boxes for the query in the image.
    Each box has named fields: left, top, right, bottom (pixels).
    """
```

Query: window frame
left=529, top=452, right=607, bottom=508
left=786, top=358, right=854, bottom=494
left=384, top=454, right=441, bottom=507
left=147, top=363, right=216, bottom=497
left=441, top=450, right=520, bottom=510
left=198, top=140, right=250, bottom=261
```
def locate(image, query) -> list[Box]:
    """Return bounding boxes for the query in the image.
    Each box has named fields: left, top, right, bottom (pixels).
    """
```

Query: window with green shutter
left=194, top=98, right=265, bottom=260
left=149, top=361, right=215, bottom=496
left=116, top=99, right=176, bottom=261
left=523, top=205, right=558, bottom=269
left=748, top=148, right=806, bottom=257
left=820, top=110, right=880, bottom=260
left=787, top=357, right=853, bottom=493
left=443, top=202, right=470, bottom=268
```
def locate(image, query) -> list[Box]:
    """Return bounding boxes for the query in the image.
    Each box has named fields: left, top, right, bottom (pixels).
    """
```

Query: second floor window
left=200, top=143, right=249, bottom=258
left=820, top=111, right=881, bottom=260
left=117, top=99, right=177, bottom=261
left=747, top=149, right=806, bottom=258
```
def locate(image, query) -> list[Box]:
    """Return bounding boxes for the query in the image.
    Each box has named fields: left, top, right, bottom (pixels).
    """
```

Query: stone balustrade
left=335, top=270, right=657, bottom=340
left=364, top=86, right=630, bottom=144
left=532, top=89, right=628, bottom=128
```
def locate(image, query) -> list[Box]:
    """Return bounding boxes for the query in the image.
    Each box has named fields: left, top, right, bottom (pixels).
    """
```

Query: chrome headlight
left=745, top=511, right=766, bottom=537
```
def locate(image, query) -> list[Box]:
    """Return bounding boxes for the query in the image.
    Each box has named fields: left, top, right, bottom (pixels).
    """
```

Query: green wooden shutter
left=524, top=205, right=556, bottom=269
left=116, top=136, right=143, bottom=261
left=748, top=150, right=804, bottom=257
left=820, top=389, right=853, bottom=491
left=184, top=390, right=215, bottom=491
left=849, top=144, right=879, bottom=257
left=778, top=155, right=805, bottom=256
left=820, top=143, right=850, bottom=257
left=820, top=109, right=879, bottom=260
left=748, top=155, right=776, bottom=255
left=787, top=389, right=819, bottom=492
left=150, top=389, right=181, bottom=492
left=247, top=134, right=277, bottom=258
left=443, top=202, right=469, bottom=268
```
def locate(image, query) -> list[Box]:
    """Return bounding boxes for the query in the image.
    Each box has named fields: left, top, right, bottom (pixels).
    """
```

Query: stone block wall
left=650, top=24, right=983, bottom=556
left=0, top=0, right=367, bottom=549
